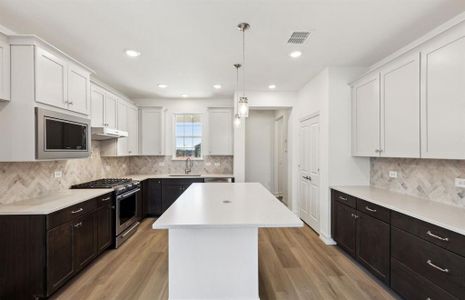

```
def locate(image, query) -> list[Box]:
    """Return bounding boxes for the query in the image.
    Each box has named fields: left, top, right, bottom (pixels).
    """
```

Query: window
left=174, top=114, right=202, bottom=159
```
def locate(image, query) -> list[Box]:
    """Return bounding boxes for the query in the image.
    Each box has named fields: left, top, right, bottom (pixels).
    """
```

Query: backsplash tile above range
left=371, top=158, right=465, bottom=208
left=129, top=156, right=233, bottom=175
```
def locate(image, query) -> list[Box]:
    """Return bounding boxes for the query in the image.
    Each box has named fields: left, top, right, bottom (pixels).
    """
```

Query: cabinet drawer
left=391, top=227, right=465, bottom=298
left=331, top=190, right=356, bottom=208
left=96, top=193, right=113, bottom=207
left=162, top=178, right=204, bottom=185
left=47, top=199, right=97, bottom=229
left=356, top=198, right=390, bottom=223
left=392, top=211, right=465, bottom=257
left=391, top=258, right=457, bottom=300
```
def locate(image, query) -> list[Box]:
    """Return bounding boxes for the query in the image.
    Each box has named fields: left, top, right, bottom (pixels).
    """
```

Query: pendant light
left=237, top=22, right=250, bottom=118
left=233, top=63, right=242, bottom=128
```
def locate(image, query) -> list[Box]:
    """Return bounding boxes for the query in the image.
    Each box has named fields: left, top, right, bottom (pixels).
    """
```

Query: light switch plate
left=389, top=171, right=397, bottom=178
left=54, top=171, right=62, bottom=178
left=158, top=162, right=165, bottom=167
left=214, top=162, right=220, bottom=167
left=455, top=178, right=465, bottom=188
left=205, top=162, right=211, bottom=166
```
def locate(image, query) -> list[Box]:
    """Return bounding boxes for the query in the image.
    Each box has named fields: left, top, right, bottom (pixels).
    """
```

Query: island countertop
left=153, top=183, right=303, bottom=229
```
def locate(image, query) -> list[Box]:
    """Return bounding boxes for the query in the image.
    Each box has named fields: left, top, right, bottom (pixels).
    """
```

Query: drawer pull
left=71, top=208, right=83, bottom=214
left=101, top=197, right=111, bottom=202
left=338, top=196, right=348, bottom=201
left=426, top=259, right=449, bottom=273
left=365, top=206, right=377, bottom=212
left=426, top=230, right=449, bottom=242
left=74, top=222, right=82, bottom=228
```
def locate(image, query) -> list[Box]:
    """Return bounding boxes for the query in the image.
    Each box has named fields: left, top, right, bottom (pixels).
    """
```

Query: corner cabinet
left=0, top=35, right=10, bottom=101
left=139, top=107, right=164, bottom=155
left=208, top=108, right=233, bottom=155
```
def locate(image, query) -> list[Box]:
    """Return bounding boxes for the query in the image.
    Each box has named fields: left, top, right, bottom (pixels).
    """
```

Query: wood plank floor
left=52, top=218, right=397, bottom=300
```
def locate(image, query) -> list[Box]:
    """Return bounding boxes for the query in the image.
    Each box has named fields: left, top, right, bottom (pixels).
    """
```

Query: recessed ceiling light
left=289, top=51, right=302, bottom=58
left=181, top=94, right=188, bottom=98
left=157, top=84, right=168, bottom=89
left=268, top=84, right=276, bottom=89
left=213, top=84, right=222, bottom=89
left=125, top=49, right=141, bottom=57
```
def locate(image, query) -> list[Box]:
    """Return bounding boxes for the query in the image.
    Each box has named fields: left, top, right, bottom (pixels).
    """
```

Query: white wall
left=245, top=110, right=275, bottom=191
left=134, top=98, right=233, bottom=156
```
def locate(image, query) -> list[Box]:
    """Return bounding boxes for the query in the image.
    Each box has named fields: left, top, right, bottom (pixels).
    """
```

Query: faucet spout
left=185, top=157, right=193, bottom=174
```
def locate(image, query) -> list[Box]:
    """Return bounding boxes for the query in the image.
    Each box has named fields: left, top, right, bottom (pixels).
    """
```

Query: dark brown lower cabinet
left=143, top=179, right=162, bottom=216
left=356, top=212, right=390, bottom=284
left=0, top=192, right=113, bottom=299
left=333, top=200, right=357, bottom=257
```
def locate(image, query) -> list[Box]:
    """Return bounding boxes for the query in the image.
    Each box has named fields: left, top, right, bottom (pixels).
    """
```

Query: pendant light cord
left=242, top=28, right=246, bottom=97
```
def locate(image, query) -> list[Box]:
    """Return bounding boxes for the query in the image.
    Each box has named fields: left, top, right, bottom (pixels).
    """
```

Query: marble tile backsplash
left=371, top=158, right=465, bottom=208
left=0, top=142, right=129, bottom=204
left=129, top=156, right=233, bottom=175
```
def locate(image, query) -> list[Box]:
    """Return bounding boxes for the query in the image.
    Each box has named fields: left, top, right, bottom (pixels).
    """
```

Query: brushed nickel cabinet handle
left=338, top=196, right=348, bottom=201
left=365, top=206, right=377, bottom=212
left=101, top=197, right=111, bottom=202
left=74, top=222, right=82, bottom=228
left=71, top=208, right=83, bottom=214
left=426, top=259, right=449, bottom=273
left=426, top=230, right=449, bottom=241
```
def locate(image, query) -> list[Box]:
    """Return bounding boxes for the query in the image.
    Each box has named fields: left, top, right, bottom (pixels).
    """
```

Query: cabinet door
left=104, top=93, right=117, bottom=128
left=73, top=213, right=97, bottom=271
left=96, top=204, right=112, bottom=253
left=421, top=25, right=465, bottom=159
left=162, top=184, right=185, bottom=213
left=0, top=37, right=10, bottom=101
left=356, top=212, right=390, bottom=284
left=91, top=85, right=105, bottom=127
left=380, top=53, right=420, bottom=158
left=208, top=108, right=233, bottom=155
left=47, top=222, right=74, bottom=294
left=351, top=73, right=380, bottom=157
left=67, top=64, right=90, bottom=115
left=128, top=106, right=139, bottom=155
left=333, top=201, right=357, bottom=257
left=143, top=179, right=162, bottom=216
left=140, top=108, right=163, bottom=155
left=116, top=100, right=128, bottom=155
left=35, top=47, right=67, bottom=108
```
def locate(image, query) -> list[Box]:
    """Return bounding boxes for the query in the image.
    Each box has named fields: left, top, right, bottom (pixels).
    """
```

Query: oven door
left=115, top=188, right=141, bottom=235
left=36, top=107, right=91, bottom=159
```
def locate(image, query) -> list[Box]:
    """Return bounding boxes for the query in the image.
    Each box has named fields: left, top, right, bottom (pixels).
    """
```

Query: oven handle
left=116, top=188, right=141, bottom=200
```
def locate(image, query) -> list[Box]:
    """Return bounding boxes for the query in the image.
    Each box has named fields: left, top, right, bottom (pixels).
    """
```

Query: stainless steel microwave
left=36, top=108, right=91, bottom=159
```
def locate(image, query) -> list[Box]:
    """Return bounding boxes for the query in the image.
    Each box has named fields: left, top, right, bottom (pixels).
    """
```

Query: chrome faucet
left=185, top=157, right=193, bottom=174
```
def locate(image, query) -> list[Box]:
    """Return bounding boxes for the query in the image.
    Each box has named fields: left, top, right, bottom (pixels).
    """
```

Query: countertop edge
left=331, top=186, right=465, bottom=236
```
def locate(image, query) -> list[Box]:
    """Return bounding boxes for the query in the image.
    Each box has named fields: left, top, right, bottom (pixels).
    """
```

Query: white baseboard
left=319, top=234, right=336, bottom=245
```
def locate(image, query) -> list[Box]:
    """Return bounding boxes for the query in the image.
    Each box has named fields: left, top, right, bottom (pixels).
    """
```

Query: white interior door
left=299, top=115, right=320, bottom=232
left=274, top=116, right=286, bottom=204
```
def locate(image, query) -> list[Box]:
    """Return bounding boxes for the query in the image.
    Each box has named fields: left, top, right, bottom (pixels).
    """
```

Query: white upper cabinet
left=127, top=106, right=139, bottom=155
left=67, top=64, right=90, bottom=115
left=35, top=46, right=90, bottom=115
left=139, top=107, right=163, bottom=155
left=208, top=108, right=233, bottom=155
left=351, top=73, right=380, bottom=157
left=35, top=47, right=67, bottom=109
left=380, top=52, right=420, bottom=158
left=116, top=100, right=128, bottom=156
left=104, top=93, right=117, bottom=128
left=0, top=36, right=10, bottom=101
left=90, top=84, right=105, bottom=127
left=421, top=25, right=465, bottom=159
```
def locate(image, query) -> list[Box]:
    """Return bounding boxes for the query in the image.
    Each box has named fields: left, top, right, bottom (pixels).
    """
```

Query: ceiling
left=0, top=0, right=464, bottom=99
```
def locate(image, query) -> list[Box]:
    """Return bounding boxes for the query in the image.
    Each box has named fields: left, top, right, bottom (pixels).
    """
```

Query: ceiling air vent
left=287, top=32, right=310, bottom=44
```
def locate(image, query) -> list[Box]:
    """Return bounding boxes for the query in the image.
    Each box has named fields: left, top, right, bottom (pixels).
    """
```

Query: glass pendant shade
left=238, top=97, right=249, bottom=118
left=233, top=113, right=241, bottom=127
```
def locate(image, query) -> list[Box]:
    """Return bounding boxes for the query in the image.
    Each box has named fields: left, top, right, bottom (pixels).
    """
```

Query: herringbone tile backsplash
left=371, top=158, right=465, bottom=208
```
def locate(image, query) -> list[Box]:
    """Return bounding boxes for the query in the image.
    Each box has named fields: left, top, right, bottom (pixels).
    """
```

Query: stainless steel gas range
left=71, top=178, right=141, bottom=248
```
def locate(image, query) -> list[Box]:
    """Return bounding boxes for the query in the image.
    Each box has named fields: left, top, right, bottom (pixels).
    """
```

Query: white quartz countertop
left=332, top=186, right=465, bottom=236
left=128, top=174, right=234, bottom=181
left=153, top=183, right=303, bottom=229
left=0, top=189, right=114, bottom=215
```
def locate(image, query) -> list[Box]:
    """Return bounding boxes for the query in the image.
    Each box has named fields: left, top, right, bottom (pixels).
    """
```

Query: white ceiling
left=0, top=0, right=464, bottom=99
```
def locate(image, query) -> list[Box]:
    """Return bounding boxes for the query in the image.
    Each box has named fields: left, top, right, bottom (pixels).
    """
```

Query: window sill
left=171, top=157, right=204, bottom=161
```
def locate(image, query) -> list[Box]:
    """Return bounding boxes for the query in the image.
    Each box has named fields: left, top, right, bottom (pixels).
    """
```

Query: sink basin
left=169, top=174, right=202, bottom=177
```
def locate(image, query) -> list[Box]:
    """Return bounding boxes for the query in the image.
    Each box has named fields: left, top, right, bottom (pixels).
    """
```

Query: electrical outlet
left=54, top=171, right=62, bottom=178
left=389, top=171, right=397, bottom=178
left=455, top=178, right=465, bottom=188
left=158, top=162, right=165, bottom=167
left=205, top=162, right=211, bottom=166
left=214, top=162, right=220, bottom=167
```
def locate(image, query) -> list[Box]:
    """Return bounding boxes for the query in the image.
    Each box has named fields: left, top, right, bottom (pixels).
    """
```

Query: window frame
left=172, top=113, right=203, bottom=160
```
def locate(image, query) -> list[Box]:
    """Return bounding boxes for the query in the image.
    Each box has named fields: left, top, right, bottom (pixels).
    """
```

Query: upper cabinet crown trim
left=8, top=34, right=95, bottom=74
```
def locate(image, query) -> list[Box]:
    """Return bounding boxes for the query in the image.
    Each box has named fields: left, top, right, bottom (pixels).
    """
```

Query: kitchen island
left=153, top=182, right=303, bottom=300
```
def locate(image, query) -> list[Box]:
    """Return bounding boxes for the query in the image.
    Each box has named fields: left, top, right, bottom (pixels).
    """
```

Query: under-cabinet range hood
left=91, top=127, right=128, bottom=140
